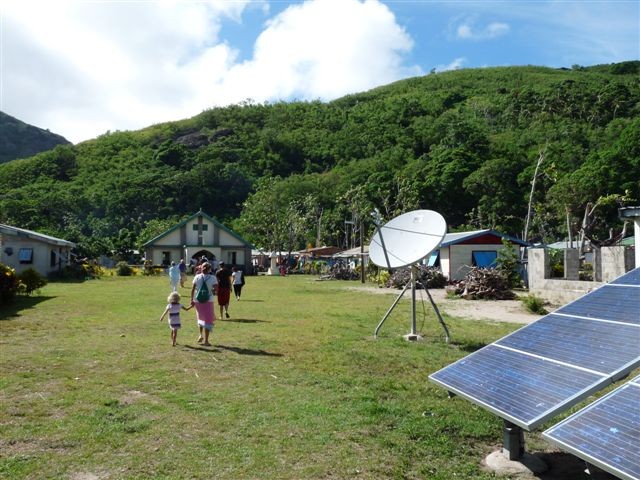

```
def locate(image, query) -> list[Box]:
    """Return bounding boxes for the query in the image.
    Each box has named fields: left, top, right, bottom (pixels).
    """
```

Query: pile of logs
left=328, top=262, right=359, bottom=280
left=387, top=266, right=447, bottom=289
left=452, top=267, right=516, bottom=300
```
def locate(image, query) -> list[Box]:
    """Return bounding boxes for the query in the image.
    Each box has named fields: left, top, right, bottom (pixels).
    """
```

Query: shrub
left=376, top=270, right=390, bottom=287
left=302, top=260, right=327, bottom=275
left=17, top=268, right=47, bottom=295
left=496, top=239, right=524, bottom=288
left=116, top=261, right=133, bottom=276
left=142, top=260, right=158, bottom=276
left=521, top=294, right=548, bottom=315
left=549, top=249, right=564, bottom=278
left=0, top=263, right=21, bottom=305
left=48, top=263, right=99, bottom=281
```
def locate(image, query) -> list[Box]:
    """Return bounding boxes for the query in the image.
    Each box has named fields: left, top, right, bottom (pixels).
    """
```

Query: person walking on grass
left=168, top=261, right=180, bottom=292
left=231, top=265, right=244, bottom=301
left=191, top=262, right=217, bottom=346
left=216, top=262, right=232, bottom=318
left=159, top=292, right=192, bottom=346
left=178, top=258, right=187, bottom=288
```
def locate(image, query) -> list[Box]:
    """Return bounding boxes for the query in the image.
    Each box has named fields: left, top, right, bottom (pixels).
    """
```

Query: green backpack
left=195, top=275, right=210, bottom=302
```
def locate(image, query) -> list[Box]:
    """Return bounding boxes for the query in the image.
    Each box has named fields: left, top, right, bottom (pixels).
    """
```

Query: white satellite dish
left=368, top=209, right=450, bottom=343
left=369, top=210, right=446, bottom=269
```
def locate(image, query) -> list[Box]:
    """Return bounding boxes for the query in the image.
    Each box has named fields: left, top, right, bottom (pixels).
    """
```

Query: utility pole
left=360, top=220, right=365, bottom=283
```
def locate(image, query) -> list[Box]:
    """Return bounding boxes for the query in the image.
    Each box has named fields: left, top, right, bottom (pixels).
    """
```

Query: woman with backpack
left=190, top=262, right=218, bottom=346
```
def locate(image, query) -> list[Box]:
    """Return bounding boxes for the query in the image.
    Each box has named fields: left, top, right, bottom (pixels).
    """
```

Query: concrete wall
left=527, top=246, right=633, bottom=303
left=529, top=278, right=603, bottom=304
left=444, top=244, right=508, bottom=281
left=0, top=234, right=72, bottom=276
left=146, top=216, right=252, bottom=271
left=528, top=248, right=549, bottom=290
left=146, top=247, right=183, bottom=266
left=600, top=246, right=635, bottom=282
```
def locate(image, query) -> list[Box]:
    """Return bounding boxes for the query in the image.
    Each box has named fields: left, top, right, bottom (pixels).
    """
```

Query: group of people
left=160, top=257, right=245, bottom=346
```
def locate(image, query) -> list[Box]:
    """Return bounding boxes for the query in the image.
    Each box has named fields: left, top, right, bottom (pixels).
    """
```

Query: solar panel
left=611, top=268, right=640, bottom=285
left=543, top=375, right=640, bottom=480
left=555, top=284, right=640, bottom=325
left=496, top=314, right=639, bottom=373
left=429, top=267, right=640, bottom=431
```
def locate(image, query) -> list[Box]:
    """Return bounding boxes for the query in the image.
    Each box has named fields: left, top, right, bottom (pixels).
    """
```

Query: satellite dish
left=369, top=210, right=446, bottom=269
left=368, top=209, right=450, bottom=342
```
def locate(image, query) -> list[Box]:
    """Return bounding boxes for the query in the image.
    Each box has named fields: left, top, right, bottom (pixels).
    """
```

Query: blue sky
left=1, top=0, right=638, bottom=143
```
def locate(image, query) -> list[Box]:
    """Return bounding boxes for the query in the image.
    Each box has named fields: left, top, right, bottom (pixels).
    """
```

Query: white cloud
left=1, top=0, right=420, bottom=143
left=214, top=0, right=420, bottom=103
left=436, top=57, right=467, bottom=72
left=456, top=19, right=510, bottom=40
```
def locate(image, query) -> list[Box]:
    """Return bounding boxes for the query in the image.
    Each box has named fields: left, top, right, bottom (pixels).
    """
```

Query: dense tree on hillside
left=0, top=111, right=71, bottom=163
left=0, top=62, right=638, bottom=257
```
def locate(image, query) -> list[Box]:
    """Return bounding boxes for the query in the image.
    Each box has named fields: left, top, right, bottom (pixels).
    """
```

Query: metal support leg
left=410, top=266, right=417, bottom=335
left=374, top=282, right=409, bottom=338
left=502, top=420, right=525, bottom=461
left=419, top=283, right=451, bottom=343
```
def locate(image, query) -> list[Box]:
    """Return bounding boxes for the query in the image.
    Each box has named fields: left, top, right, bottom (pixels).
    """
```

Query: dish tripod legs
left=374, top=265, right=450, bottom=343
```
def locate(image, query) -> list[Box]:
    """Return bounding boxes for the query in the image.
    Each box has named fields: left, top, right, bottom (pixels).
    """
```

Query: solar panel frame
left=542, top=376, right=640, bottom=480
left=428, top=267, right=640, bottom=431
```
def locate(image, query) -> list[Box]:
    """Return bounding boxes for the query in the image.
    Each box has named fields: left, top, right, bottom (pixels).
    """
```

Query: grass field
left=0, top=274, right=608, bottom=479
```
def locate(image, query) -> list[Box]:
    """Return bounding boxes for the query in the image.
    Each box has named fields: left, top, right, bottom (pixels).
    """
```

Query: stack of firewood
left=453, top=267, right=516, bottom=300
left=386, top=266, right=447, bottom=289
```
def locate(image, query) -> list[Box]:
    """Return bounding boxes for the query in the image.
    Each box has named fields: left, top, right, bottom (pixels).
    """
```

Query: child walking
left=159, top=292, right=192, bottom=346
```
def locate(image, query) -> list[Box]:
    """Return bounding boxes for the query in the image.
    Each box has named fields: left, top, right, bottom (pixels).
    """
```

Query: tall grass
left=0, top=275, right=572, bottom=479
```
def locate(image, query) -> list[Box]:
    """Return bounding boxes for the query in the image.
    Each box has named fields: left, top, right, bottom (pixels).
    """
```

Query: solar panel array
left=429, top=267, right=640, bottom=431
left=543, top=375, right=640, bottom=480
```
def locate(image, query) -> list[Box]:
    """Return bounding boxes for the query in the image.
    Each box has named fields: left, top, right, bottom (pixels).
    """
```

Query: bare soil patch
left=349, top=285, right=552, bottom=325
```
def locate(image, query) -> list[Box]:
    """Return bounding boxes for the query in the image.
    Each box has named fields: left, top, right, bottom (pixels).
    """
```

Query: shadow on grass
left=219, top=318, right=270, bottom=324
left=234, top=299, right=264, bottom=303
left=183, top=345, right=221, bottom=353
left=452, top=341, right=487, bottom=352
left=0, top=296, right=55, bottom=321
left=215, top=344, right=283, bottom=357
left=534, top=451, right=616, bottom=480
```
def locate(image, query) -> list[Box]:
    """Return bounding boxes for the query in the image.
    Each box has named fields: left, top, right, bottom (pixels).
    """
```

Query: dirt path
left=348, top=285, right=550, bottom=324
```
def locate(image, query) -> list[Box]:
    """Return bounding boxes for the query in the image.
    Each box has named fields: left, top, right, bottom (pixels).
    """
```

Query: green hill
left=0, top=62, right=638, bottom=257
left=0, top=111, right=71, bottom=163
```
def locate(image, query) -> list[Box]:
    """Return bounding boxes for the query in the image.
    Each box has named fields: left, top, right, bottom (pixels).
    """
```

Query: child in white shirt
left=159, top=292, right=192, bottom=346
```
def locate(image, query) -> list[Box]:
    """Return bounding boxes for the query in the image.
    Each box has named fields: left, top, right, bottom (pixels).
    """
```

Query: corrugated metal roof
left=620, top=236, right=635, bottom=246
left=0, top=224, right=75, bottom=247
left=440, top=229, right=529, bottom=247
left=333, top=245, right=369, bottom=258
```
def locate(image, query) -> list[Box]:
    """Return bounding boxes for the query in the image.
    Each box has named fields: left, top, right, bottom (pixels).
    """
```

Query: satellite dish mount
left=369, top=209, right=450, bottom=342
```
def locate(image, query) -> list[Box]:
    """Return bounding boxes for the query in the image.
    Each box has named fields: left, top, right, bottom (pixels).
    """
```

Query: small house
left=333, top=245, right=369, bottom=268
left=143, top=211, right=253, bottom=272
left=0, top=224, right=75, bottom=276
left=426, top=229, right=529, bottom=281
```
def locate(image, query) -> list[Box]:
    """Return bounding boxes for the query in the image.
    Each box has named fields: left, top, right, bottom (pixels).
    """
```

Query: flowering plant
left=0, top=263, right=21, bottom=305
